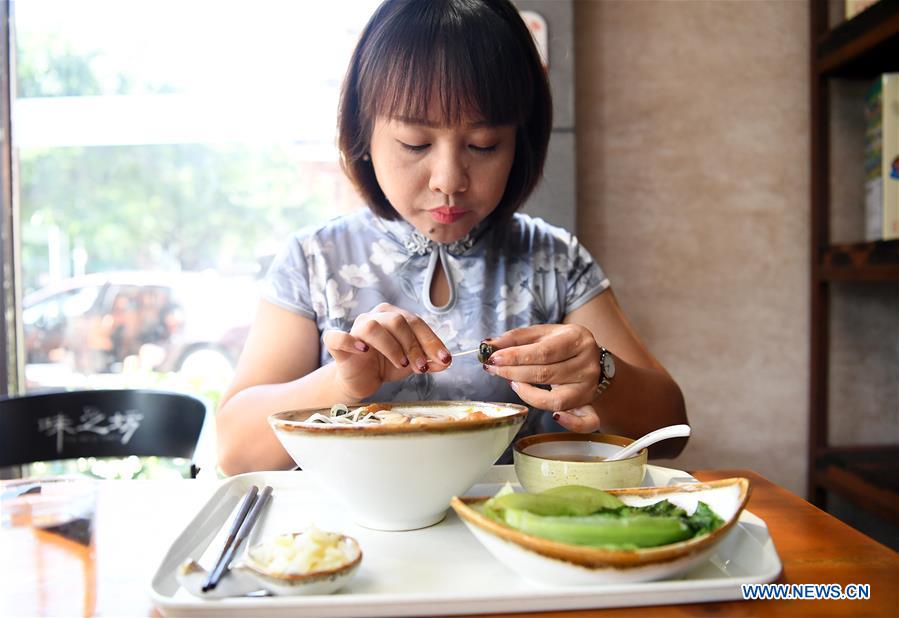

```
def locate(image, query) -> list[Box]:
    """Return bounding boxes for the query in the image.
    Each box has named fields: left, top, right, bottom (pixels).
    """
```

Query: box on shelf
left=863, top=73, right=899, bottom=241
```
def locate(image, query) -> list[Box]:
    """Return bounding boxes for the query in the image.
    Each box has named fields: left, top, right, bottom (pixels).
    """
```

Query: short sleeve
left=564, top=234, right=610, bottom=314
left=262, top=234, right=317, bottom=320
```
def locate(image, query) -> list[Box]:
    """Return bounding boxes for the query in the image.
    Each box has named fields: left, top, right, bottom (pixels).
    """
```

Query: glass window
left=12, top=0, right=381, bottom=477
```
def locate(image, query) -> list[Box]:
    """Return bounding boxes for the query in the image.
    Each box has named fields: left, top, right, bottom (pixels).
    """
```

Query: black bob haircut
left=338, top=0, right=553, bottom=222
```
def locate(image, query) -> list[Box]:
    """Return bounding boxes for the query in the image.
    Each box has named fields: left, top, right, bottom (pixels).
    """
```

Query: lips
left=429, top=206, right=469, bottom=224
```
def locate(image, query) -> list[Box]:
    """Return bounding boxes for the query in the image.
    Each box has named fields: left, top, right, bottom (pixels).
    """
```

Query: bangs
left=357, top=1, right=533, bottom=127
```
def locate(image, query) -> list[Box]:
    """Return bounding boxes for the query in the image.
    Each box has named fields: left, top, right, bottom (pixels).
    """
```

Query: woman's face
left=369, top=106, right=516, bottom=244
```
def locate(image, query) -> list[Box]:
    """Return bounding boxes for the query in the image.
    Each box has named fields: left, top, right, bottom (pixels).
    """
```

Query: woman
left=216, top=0, right=687, bottom=475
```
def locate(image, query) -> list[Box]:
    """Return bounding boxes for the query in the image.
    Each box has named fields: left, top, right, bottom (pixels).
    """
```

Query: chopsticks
left=201, top=485, right=272, bottom=592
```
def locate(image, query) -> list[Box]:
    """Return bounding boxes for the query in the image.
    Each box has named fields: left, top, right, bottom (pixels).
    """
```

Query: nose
left=428, top=148, right=468, bottom=200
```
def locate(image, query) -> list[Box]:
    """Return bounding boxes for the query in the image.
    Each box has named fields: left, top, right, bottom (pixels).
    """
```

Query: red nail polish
left=400, top=356, right=409, bottom=367
left=486, top=357, right=496, bottom=366
left=553, top=413, right=560, bottom=421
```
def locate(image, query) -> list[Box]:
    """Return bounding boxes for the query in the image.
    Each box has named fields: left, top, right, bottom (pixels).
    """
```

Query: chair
left=0, top=389, right=207, bottom=478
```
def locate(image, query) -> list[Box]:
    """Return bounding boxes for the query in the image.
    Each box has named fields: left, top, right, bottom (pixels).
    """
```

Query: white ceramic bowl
left=269, top=401, right=528, bottom=531
left=451, top=477, right=751, bottom=585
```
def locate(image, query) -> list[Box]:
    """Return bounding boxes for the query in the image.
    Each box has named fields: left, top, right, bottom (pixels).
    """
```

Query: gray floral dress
left=263, top=209, right=610, bottom=462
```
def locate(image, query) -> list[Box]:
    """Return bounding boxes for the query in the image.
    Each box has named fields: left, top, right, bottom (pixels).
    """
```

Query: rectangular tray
left=150, top=465, right=781, bottom=616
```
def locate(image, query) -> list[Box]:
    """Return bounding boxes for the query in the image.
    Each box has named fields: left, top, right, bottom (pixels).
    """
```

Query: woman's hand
left=483, top=324, right=603, bottom=433
left=322, top=303, right=452, bottom=400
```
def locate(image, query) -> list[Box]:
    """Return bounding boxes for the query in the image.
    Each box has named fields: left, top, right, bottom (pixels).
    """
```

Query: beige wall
left=574, top=0, right=810, bottom=494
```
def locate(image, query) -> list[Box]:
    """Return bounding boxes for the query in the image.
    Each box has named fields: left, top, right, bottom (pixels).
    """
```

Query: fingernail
left=509, top=381, right=519, bottom=390
left=482, top=363, right=495, bottom=374
left=482, top=337, right=494, bottom=344
left=400, top=355, right=410, bottom=367
left=438, top=349, right=451, bottom=364
left=416, top=357, right=428, bottom=372
left=486, top=356, right=498, bottom=366
left=354, top=341, right=369, bottom=352
left=552, top=413, right=560, bottom=421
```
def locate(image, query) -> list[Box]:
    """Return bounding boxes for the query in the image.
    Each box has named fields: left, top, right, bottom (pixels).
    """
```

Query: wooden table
left=2, top=469, right=896, bottom=617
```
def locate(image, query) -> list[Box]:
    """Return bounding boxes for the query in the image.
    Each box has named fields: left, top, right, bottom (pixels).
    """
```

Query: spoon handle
left=605, top=424, right=692, bottom=462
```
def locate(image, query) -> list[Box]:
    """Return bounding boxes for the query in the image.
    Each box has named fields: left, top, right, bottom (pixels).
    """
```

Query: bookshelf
left=809, top=0, right=899, bottom=527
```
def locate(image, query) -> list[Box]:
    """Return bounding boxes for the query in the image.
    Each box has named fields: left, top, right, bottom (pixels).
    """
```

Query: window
left=6, top=0, right=381, bottom=477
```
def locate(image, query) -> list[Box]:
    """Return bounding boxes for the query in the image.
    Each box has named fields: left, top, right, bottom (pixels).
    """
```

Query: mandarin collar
left=373, top=212, right=491, bottom=257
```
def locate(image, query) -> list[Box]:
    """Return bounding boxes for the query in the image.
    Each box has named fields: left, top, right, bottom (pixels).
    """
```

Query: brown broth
left=556, top=454, right=607, bottom=462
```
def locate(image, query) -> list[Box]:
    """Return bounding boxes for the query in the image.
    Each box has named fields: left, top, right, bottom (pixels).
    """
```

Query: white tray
left=149, top=465, right=782, bottom=616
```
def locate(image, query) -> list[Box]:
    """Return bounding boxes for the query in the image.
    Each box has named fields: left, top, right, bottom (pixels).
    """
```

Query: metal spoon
left=603, top=424, right=692, bottom=462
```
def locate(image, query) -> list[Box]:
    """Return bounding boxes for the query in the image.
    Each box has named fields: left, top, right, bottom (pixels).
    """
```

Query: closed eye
left=398, top=141, right=429, bottom=153
left=470, top=144, right=498, bottom=153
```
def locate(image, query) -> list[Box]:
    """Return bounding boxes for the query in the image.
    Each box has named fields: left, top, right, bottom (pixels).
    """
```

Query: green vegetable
left=491, top=492, right=597, bottom=517
left=684, top=501, right=724, bottom=535
left=630, top=498, right=683, bottom=517
left=490, top=485, right=624, bottom=517
left=502, top=508, right=693, bottom=548
left=540, top=485, right=624, bottom=511
left=474, top=502, right=506, bottom=525
left=477, top=484, right=726, bottom=549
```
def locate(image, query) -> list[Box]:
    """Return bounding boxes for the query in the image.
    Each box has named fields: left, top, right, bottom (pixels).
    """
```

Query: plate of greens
left=450, top=478, right=751, bottom=585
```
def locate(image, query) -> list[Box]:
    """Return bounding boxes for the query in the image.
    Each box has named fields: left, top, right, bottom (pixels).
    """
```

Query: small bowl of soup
left=513, top=433, right=647, bottom=492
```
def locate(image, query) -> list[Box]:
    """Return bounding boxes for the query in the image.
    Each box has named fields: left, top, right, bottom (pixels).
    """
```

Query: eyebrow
left=391, top=115, right=493, bottom=129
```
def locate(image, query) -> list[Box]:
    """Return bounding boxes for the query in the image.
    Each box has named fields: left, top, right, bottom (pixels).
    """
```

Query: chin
left=424, top=225, right=470, bottom=245
left=418, top=214, right=483, bottom=244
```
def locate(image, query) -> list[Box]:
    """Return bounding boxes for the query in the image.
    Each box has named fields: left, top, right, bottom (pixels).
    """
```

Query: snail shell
left=477, top=342, right=496, bottom=364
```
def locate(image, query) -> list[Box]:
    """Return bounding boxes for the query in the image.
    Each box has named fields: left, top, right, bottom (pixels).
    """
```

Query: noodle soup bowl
left=269, top=401, right=528, bottom=531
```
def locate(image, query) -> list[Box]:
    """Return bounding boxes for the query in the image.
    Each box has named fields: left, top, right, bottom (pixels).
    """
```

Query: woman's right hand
left=322, top=303, right=452, bottom=400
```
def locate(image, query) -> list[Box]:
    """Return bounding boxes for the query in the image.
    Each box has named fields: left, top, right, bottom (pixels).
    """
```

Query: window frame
left=1, top=0, right=20, bottom=397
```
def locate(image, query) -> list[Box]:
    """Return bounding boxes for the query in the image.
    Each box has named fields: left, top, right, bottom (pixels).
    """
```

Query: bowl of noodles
left=269, top=401, right=527, bottom=531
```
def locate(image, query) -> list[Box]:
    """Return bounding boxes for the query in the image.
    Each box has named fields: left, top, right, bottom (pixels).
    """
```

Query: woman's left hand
left=483, top=324, right=603, bottom=433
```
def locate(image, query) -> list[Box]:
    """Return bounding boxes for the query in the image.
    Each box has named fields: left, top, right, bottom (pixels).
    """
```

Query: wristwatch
left=596, top=347, right=616, bottom=395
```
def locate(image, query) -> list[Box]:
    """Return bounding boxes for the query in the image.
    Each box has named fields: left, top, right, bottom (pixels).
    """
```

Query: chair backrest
left=0, top=389, right=206, bottom=469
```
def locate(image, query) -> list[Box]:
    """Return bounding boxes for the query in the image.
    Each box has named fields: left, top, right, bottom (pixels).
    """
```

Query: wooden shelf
left=815, top=239, right=899, bottom=281
left=808, top=1, right=899, bottom=532
left=817, top=444, right=899, bottom=457
left=814, top=449, right=899, bottom=526
left=816, top=0, right=899, bottom=77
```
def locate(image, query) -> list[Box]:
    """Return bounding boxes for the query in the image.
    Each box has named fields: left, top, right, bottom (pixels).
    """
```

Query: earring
left=362, top=152, right=370, bottom=161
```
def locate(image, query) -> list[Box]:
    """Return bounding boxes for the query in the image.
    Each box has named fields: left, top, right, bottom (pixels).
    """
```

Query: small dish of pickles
left=450, top=478, right=750, bottom=585
left=176, top=527, right=362, bottom=599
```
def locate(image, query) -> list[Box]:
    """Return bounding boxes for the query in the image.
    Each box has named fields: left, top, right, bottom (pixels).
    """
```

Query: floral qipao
left=264, top=209, right=609, bottom=451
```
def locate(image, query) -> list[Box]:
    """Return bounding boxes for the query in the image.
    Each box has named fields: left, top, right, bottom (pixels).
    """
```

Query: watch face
left=603, top=353, right=616, bottom=379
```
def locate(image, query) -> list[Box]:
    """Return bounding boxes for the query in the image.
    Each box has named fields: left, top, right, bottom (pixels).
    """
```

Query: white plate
left=149, top=466, right=782, bottom=617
